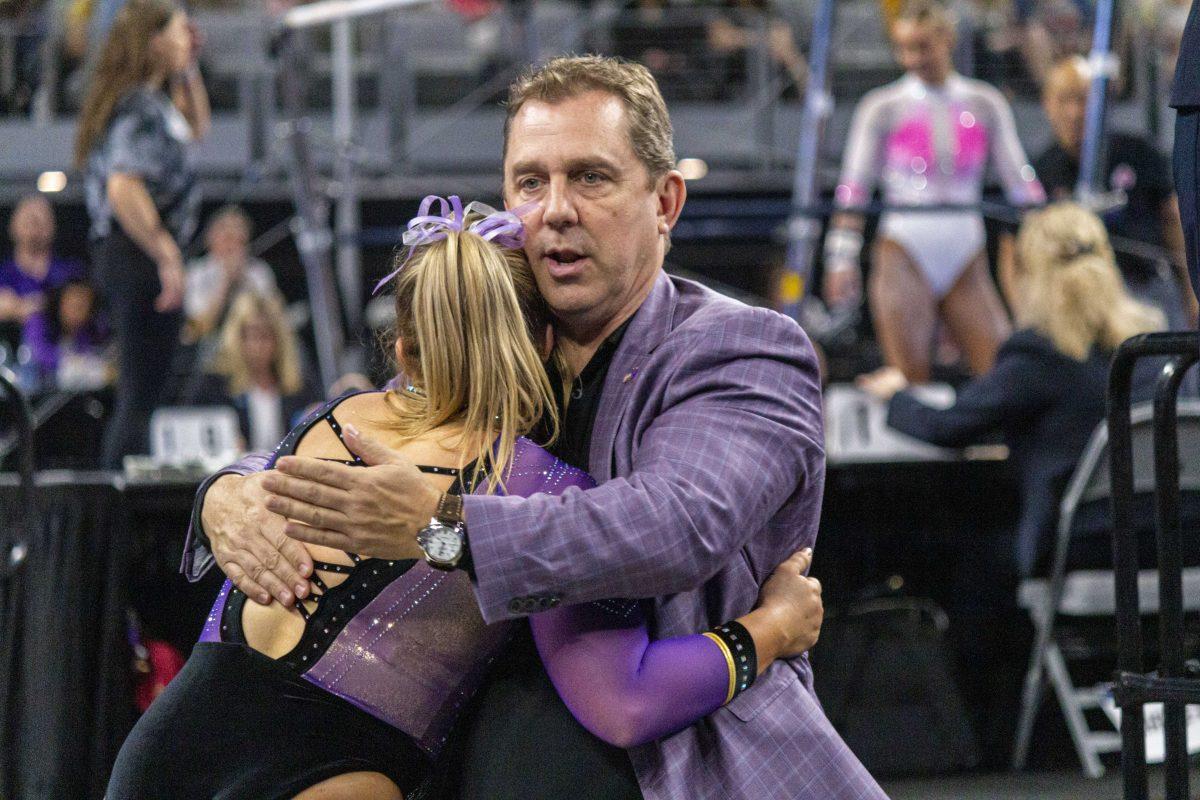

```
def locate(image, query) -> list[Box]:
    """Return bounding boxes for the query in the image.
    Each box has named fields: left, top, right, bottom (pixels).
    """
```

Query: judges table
left=0, top=471, right=212, bottom=800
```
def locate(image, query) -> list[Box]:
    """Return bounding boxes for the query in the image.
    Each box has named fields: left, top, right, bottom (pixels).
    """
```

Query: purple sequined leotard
left=199, top=392, right=735, bottom=755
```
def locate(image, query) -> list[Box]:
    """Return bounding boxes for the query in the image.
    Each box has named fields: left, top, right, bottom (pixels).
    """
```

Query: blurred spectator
left=75, top=0, right=210, bottom=468
left=1149, top=0, right=1191, bottom=80
left=184, top=205, right=279, bottom=343
left=192, top=291, right=319, bottom=452
left=707, top=0, right=808, bottom=96
left=861, top=202, right=1165, bottom=577
left=0, top=0, right=49, bottom=114
left=22, top=278, right=112, bottom=390
left=612, top=1, right=717, bottom=100
left=1014, top=0, right=1092, bottom=88
left=0, top=194, right=84, bottom=339
left=1032, top=56, right=1200, bottom=327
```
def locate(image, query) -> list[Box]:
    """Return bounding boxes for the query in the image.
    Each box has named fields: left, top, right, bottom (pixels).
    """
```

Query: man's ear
left=656, top=170, right=687, bottom=236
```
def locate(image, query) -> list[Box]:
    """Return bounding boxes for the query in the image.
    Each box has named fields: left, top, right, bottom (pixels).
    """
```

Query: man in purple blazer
left=185, top=56, right=887, bottom=799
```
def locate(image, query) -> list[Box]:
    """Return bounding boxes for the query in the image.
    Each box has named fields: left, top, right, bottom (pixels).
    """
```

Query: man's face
left=503, top=91, right=683, bottom=335
left=1043, top=68, right=1088, bottom=155
left=10, top=197, right=54, bottom=250
left=207, top=217, right=250, bottom=266
left=892, top=20, right=953, bottom=85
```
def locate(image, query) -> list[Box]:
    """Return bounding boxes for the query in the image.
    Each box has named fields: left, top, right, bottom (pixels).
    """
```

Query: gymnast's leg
left=939, top=250, right=1012, bottom=376
left=868, top=238, right=938, bottom=383
left=293, top=771, right=404, bottom=800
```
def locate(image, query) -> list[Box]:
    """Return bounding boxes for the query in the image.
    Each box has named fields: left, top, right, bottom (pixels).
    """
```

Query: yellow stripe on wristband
left=702, top=631, right=737, bottom=705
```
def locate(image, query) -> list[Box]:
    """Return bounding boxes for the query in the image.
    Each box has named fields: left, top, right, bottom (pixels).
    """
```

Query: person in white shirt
left=184, top=206, right=279, bottom=342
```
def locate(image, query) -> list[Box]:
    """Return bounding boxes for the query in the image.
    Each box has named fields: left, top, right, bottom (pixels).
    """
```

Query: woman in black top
left=860, top=202, right=1166, bottom=576
left=74, top=0, right=210, bottom=468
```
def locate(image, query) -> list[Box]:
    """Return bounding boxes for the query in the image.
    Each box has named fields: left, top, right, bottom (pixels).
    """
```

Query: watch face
left=419, top=521, right=462, bottom=564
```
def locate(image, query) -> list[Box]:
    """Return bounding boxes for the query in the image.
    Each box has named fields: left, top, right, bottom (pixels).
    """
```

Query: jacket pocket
left=725, top=660, right=794, bottom=722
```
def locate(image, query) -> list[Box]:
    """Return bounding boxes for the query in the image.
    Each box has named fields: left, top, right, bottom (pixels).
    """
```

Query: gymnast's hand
left=201, top=472, right=315, bottom=607
left=262, top=424, right=437, bottom=561
left=740, top=548, right=823, bottom=666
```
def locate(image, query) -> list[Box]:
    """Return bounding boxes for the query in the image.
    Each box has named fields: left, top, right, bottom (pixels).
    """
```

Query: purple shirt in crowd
left=0, top=257, right=83, bottom=298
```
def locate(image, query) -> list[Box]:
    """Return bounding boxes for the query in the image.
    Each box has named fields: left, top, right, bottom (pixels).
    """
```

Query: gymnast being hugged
left=105, top=199, right=824, bottom=800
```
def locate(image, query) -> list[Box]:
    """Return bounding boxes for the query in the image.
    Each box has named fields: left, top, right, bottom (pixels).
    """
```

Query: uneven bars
left=283, top=0, right=429, bottom=30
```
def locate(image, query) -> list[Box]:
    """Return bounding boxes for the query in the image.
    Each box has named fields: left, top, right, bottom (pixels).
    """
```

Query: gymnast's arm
left=531, top=550, right=821, bottom=748
left=825, top=90, right=886, bottom=305
left=981, top=84, right=1046, bottom=207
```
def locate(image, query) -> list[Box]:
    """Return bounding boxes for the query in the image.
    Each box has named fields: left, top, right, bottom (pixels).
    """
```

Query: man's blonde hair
left=503, top=55, right=676, bottom=186
left=1014, top=202, right=1164, bottom=360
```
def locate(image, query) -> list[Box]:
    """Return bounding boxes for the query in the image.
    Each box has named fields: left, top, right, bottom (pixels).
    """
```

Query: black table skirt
left=0, top=472, right=206, bottom=800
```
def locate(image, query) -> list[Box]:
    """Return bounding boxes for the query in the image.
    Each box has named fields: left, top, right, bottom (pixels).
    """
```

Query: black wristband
left=708, top=620, right=757, bottom=702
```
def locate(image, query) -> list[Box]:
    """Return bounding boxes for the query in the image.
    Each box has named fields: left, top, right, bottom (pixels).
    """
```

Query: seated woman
left=107, top=200, right=823, bottom=800
left=191, top=291, right=322, bottom=453
left=22, top=278, right=111, bottom=391
left=860, top=201, right=1165, bottom=577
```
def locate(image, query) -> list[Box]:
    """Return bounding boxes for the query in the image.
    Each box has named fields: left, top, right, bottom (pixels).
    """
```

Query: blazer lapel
left=588, top=271, right=679, bottom=481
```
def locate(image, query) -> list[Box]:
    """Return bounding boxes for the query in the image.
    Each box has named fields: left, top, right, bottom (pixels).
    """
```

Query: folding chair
left=1012, top=401, right=1200, bottom=777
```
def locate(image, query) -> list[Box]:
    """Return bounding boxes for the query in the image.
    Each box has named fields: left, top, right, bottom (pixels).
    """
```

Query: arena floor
left=883, top=767, right=1200, bottom=800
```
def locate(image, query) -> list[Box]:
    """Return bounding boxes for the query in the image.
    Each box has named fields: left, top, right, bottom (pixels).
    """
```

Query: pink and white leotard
left=835, top=72, right=1045, bottom=297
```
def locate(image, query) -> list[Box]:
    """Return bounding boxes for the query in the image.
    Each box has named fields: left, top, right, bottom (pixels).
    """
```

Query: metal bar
left=1152, top=353, right=1199, bottom=800
left=283, top=0, right=429, bottom=30
left=1076, top=0, right=1118, bottom=199
left=779, top=0, right=835, bottom=319
left=1114, top=671, right=1200, bottom=705
left=1108, top=331, right=1200, bottom=800
left=331, top=19, right=363, bottom=335
left=277, top=30, right=346, bottom=390
left=381, top=16, right=416, bottom=169
left=751, top=9, right=774, bottom=172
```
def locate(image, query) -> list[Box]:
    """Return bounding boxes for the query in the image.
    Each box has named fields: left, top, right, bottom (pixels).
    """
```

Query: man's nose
left=541, top=177, right=579, bottom=230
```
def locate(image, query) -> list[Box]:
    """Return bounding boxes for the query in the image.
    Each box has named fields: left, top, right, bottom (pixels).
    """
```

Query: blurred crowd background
left=0, top=0, right=1197, bottom=788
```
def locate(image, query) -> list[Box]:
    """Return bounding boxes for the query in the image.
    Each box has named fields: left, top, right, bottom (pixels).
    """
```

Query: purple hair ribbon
left=372, top=195, right=540, bottom=294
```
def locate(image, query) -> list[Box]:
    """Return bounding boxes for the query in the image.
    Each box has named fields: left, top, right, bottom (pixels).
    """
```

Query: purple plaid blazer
left=181, top=271, right=886, bottom=800
left=463, top=272, right=887, bottom=800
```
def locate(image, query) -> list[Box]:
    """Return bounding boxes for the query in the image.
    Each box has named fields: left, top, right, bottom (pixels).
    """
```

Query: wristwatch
left=416, top=493, right=466, bottom=571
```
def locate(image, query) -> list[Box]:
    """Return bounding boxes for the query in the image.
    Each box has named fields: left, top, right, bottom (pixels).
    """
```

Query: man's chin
left=544, top=286, right=601, bottom=324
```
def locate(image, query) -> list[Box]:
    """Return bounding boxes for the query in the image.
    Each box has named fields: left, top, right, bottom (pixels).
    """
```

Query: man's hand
left=262, top=424, right=439, bottom=561
left=202, top=472, right=314, bottom=606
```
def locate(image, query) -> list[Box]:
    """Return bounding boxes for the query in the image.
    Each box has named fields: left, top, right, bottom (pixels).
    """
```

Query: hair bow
left=372, top=195, right=538, bottom=294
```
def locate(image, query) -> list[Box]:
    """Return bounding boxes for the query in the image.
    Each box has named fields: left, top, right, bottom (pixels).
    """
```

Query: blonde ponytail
left=383, top=211, right=560, bottom=491
left=1014, top=202, right=1164, bottom=360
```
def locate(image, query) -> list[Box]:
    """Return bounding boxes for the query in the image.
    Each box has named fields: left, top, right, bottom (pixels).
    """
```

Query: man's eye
left=580, top=172, right=605, bottom=185
left=519, top=178, right=542, bottom=192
